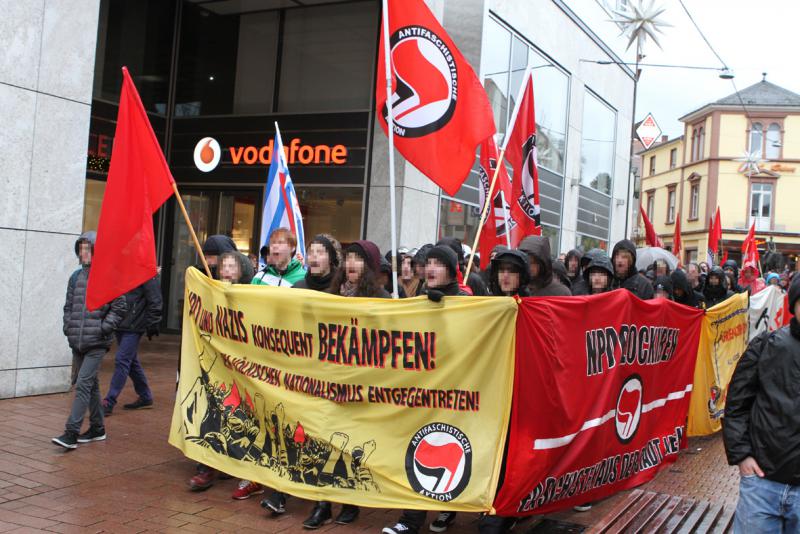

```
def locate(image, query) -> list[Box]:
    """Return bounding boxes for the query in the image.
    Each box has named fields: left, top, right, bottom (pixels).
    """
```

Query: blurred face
left=743, top=267, right=755, bottom=281
left=378, top=271, right=390, bottom=287
left=674, top=287, right=686, bottom=298
left=686, top=264, right=699, bottom=283
left=699, top=262, right=709, bottom=274
left=590, top=270, right=609, bottom=292
left=655, top=261, right=668, bottom=276
left=307, top=243, right=331, bottom=276
left=248, top=254, right=258, bottom=270
left=414, top=262, right=425, bottom=279
left=614, top=251, right=633, bottom=277
left=769, top=277, right=779, bottom=286
left=78, top=242, right=92, bottom=265
left=497, top=264, right=521, bottom=294
left=654, top=289, right=670, bottom=300
left=723, top=267, right=734, bottom=277
left=709, top=274, right=721, bottom=287
left=527, top=256, right=541, bottom=278
left=269, top=237, right=293, bottom=269
left=220, top=257, right=241, bottom=283
left=567, top=257, right=579, bottom=275
left=401, top=257, right=414, bottom=281
left=345, top=252, right=365, bottom=284
left=425, top=258, right=449, bottom=289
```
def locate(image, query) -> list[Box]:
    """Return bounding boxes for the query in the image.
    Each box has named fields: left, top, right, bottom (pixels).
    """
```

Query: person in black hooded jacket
left=436, top=237, right=488, bottom=296
left=671, top=269, right=705, bottom=309
left=489, top=250, right=531, bottom=296
left=703, top=266, right=734, bottom=308
left=584, top=253, right=614, bottom=295
left=652, top=276, right=674, bottom=300
left=571, top=248, right=604, bottom=296
left=610, top=240, right=654, bottom=300
left=200, top=234, right=238, bottom=279
left=564, top=249, right=583, bottom=287
left=518, top=236, right=571, bottom=297
left=723, top=259, right=744, bottom=293
left=722, top=276, right=800, bottom=531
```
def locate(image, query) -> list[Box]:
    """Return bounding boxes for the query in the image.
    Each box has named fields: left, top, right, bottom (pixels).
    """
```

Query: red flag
left=740, top=222, right=760, bottom=278
left=721, top=249, right=729, bottom=265
left=741, top=221, right=755, bottom=254
left=711, top=207, right=722, bottom=254
left=477, top=136, right=515, bottom=269
left=505, top=72, right=541, bottom=238
left=376, top=0, right=495, bottom=196
left=86, top=67, right=175, bottom=310
left=672, top=215, right=682, bottom=260
left=640, top=205, right=664, bottom=248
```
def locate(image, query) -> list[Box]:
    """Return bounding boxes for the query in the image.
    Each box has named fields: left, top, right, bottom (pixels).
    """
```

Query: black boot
left=335, top=504, right=360, bottom=525
left=303, top=501, right=332, bottom=529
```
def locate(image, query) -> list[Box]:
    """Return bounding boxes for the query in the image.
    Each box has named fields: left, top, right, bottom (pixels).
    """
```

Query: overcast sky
left=615, top=0, right=800, bottom=138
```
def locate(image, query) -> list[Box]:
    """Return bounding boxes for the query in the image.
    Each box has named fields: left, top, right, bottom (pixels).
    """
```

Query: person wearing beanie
left=517, top=235, right=571, bottom=297
left=329, top=240, right=390, bottom=298
left=723, top=276, right=800, bottom=531
left=653, top=275, right=674, bottom=300
left=489, top=250, right=531, bottom=297
left=766, top=272, right=781, bottom=289
left=294, top=234, right=341, bottom=292
left=436, top=237, right=488, bottom=296
left=200, top=234, right=238, bottom=279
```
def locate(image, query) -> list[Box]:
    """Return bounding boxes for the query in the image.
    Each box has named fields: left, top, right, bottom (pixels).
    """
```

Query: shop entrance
left=164, top=188, right=260, bottom=330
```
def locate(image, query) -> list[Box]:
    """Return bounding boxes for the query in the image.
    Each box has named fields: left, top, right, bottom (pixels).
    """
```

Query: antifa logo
left=405, top=423, right=472, bottom=502
left=516, top=134, right=541, bottom=226
left=478, top=159, right=515, bottom=237
left=615, top=375, right=643, bottom=444
left=382, top=26, right=458, bottom=138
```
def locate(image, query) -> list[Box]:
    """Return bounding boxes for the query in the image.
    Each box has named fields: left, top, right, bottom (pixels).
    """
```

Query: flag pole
left=465, top=66, right=533, bottom=280
left=381, top=0, right=400, bottom=299
left=172, top=183, right=212, bottom=279
left=500, top=190, right=512, bottom=248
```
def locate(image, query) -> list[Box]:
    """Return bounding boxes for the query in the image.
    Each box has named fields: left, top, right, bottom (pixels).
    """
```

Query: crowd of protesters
left=53, top=226, right=800, bottom=533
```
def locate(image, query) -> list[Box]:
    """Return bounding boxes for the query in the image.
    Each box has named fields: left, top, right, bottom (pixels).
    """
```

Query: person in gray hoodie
left=53, top=232, right=126, bottom=450
left=517, top=236, right=571, bottom=297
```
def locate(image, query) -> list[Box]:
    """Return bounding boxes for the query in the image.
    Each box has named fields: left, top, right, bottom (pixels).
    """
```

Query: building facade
left=639, top=79, right=800, bottom=266
left=1, top=0, right=633, bottom=397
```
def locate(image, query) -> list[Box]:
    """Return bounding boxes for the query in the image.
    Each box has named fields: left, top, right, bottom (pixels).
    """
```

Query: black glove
left=146, top=324, right=160, bottom=341
left=427, top=289, right=445, bottom=303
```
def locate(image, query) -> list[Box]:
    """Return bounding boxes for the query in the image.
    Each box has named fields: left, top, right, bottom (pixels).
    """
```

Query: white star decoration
left=734, top=150, right=767, bottom=175
left=610, top=0, right=671, bottom=52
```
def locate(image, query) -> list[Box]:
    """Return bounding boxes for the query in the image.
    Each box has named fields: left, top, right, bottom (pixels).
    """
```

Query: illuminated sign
left=193, top=137, right=348, bottom=171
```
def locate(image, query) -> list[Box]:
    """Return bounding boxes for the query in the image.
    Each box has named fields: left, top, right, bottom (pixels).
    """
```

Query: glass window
left=295, top=186, right=363, bottom=243
left=670, top=148, right=677, bottom=168
left=698, top=128, right=705, bottom=159
left=278, top=3, right=378, bottom=112
left=750, top=183, right=773, bottom=232
left=766, top=123, right=781, bottom=159
left=690, top=182, right=699, bottom=219
left=646, top=193, right=654, bottom=221
left=649, top=155, right=656, bottom=176
left=439, top=198, right=480, bottom=244
left=482, top=18, right=511, bottom=75
left=580, top=91, right=616, bottom=195
left=750, top=122, right=763, bottom=157
left=667, top=188, right=676, bottom=223
left=577, top=234, right=608, bottom=253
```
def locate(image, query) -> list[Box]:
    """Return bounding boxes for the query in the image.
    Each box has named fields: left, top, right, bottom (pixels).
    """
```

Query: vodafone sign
left=192, top=137, right=348, bottom=172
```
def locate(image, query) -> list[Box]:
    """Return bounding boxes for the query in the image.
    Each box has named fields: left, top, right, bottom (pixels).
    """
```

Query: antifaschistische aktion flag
left=86, top=67, right=175, bottom=310
left=477, top=136, right=515, bottom=269
left=376, top=0, right=496, bottom=196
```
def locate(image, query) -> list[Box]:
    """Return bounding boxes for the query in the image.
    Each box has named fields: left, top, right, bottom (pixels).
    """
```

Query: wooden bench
left=585, top=489, right=734, bottom=534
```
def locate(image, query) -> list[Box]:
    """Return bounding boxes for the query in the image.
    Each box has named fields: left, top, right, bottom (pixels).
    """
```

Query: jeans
left=735, top=475, right=800, bottom=533
left=104, top=332, right=152, bottom=407
left=65, top=349, right=106, bottom=434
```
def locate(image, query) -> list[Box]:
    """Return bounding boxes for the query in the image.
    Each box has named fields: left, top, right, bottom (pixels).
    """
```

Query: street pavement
left=0, top=336, right=739, bottom=533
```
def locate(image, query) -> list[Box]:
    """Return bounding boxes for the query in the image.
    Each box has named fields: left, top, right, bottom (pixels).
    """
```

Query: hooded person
left=489, top=250, right=531, bottom=297
left=328, top=240, right=390, bottom=298
left=201, top=234, right=238, bottom=279
left=480, top=244, right=508, bottom=289
left=436, top=237, right=488, bottom=296
left=571, top=248, right=605, bottom=296
left=583, top=254, right=614, bottom=295
left=671, top=269, right=706, bottom=309
left=552, top=259, right=572, bottom=290
left=704, top=266, right=734, bottom=308
left=723, top=259, right=744, bottom=293
left=653, top=275, right=674, bottom=300
left=219, top=251, right=255, bottom=284
left=412, top=244, right=434, bottom=282
left=765, top=272, right=783, bottom=292
left=518, top=236, right=571, bottom=297
left=564, top=249, right=583, bottom=286
left=611, top=239, right=654, bottom=300
left=252, top=228, right=306, bottom=287
left=740, top=265, right=767, bottom=295
left=293, top=234, right=341, bottom=292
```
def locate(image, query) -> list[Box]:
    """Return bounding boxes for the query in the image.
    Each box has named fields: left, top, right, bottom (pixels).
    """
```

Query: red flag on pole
left=477, top=136, right=515, bottom=269
left=672, top=215, right=682, bottom=260
left=376, top=0, right=496, bottom=196
left=640, top=205, right=664, bottom=248
left=711, top=207, right=722, bottom=253
left=86, top=67, right=175, bottom=310
left=505, top=72, right=541, bottom=238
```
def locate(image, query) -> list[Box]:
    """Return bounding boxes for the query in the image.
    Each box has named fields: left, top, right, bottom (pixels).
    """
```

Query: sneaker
left=573, top=503, right=593, bottom=512
left=383, top=522, right=416, bottom=534
left=430, top=512, right=457, bottom=532
left=334, top=504, right=359, bottom=525
left=77, top=427, right=106, bottom=443
left=123, top=397, right=153, bottom=410
left=188, top=468, right=217, bottom=491
left=303, top=502, right=332, bottom=529
left=231, top=480, right=264, bottom=500
left=102, top=400, right=113, bottom=416
left=52, top=432, right=78, bottom=449
left=261, top=491, right=287, bottom=514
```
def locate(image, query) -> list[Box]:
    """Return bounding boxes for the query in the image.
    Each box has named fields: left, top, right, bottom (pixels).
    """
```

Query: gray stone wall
left=0, top=0, right=100, bottom=398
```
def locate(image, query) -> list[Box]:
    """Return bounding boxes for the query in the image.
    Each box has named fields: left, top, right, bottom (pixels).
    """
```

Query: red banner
left=493, top=290, right=703, bottom=516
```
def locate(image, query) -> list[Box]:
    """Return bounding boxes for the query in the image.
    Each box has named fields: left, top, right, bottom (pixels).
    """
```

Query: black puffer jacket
left=518, top=236, right=571, bottom=297
left=117, top=277, right=162, bottom=333
left=703, top=267, right=734, bottom=308
left=63, top=233, right=127, bottom=352
left=723, top=304, right=800, bottom=485
left=611, top=240, right=654, bottom=300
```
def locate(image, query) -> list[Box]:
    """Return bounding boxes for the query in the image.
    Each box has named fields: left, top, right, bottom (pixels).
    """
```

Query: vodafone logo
left=405, top=423, right=472, bottom=502
left=194, top=137, right=221, bottom=172
left=384, top=26, right=458, bottom=138
left=615, top=375, right=643, bottom=444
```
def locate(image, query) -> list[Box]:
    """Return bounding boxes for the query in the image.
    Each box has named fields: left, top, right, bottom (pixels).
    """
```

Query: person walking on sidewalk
left=723, top=276, right=800, bottom=532
left=53, top=232, right=126, bottom=450
left=102, top=275, right=162, bottom=415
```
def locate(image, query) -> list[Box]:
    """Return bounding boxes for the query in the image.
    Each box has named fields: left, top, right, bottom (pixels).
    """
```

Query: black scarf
left=790, top=318, right=800, bottom=341
left=304, top=271, right=334, bottom=292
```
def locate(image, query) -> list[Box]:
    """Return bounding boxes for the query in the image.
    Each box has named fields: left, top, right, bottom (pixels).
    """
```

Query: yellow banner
left=169, top=267, right=516, bottom=511
left=687, top=292, right=749, bottom=436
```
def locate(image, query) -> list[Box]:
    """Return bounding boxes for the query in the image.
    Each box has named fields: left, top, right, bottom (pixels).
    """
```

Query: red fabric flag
left=86, top=67, right=175, bottom=310
left=505, top=73, right=541, bottom=238
left=477, top=136, right=516, bottom=269
left=376, top=0, right=496, bottom=196
left=672, top=215, right=682, bottom=260
left=640, top=205, right=664, bottom=248
left=711, top=207, right=722, bottom=254
left=721, top=249, right=729, bottom=265
left=740, top=222, right=761, bottom=281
